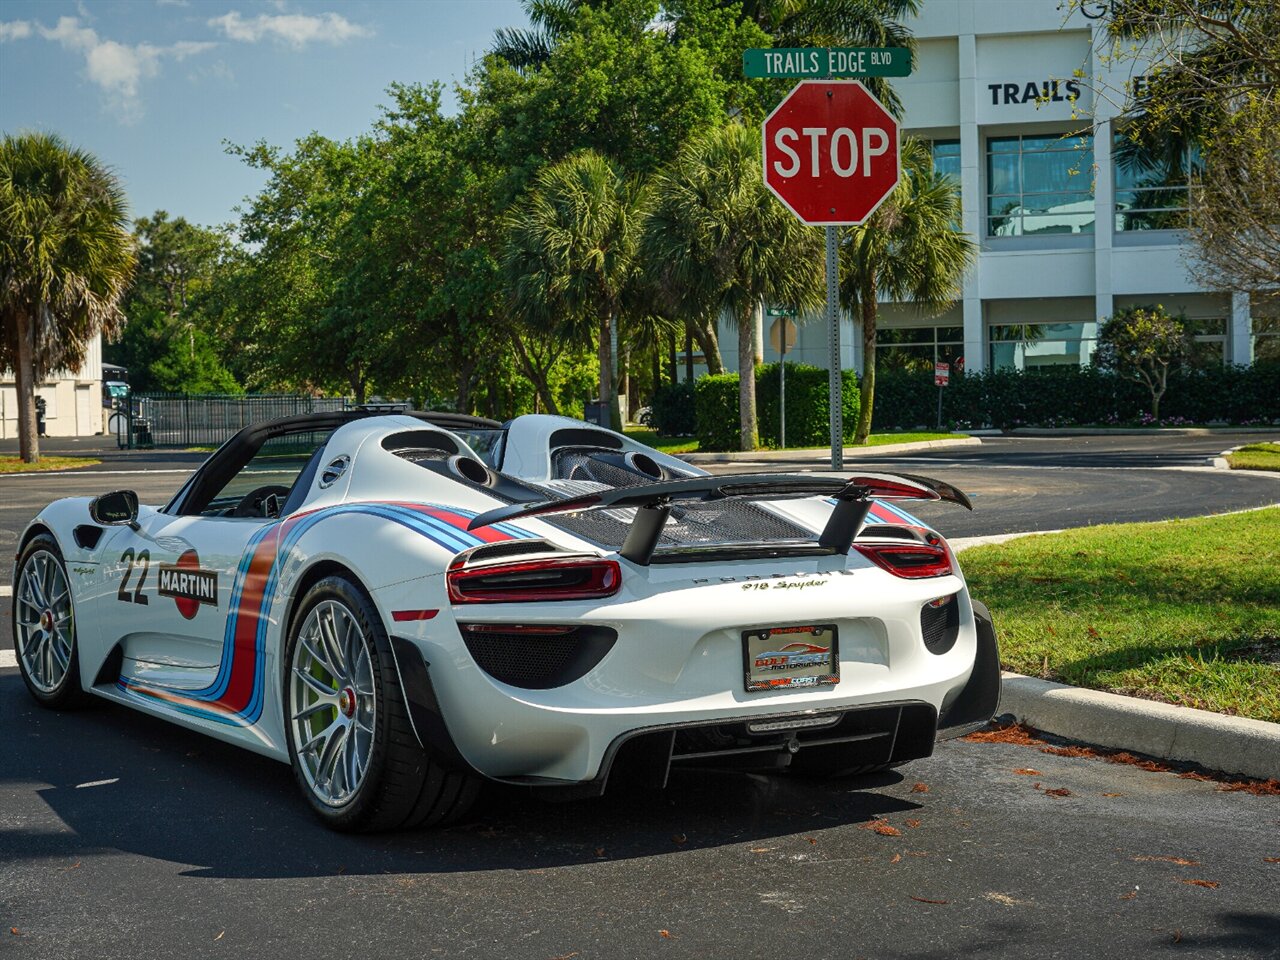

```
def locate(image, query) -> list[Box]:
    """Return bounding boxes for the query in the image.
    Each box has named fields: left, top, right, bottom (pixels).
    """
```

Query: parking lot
left=2, top=433, right=1278, bottom=959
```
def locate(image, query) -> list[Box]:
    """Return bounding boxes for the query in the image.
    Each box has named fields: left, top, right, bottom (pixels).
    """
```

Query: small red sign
left=934, top=362, right=950, bottom=387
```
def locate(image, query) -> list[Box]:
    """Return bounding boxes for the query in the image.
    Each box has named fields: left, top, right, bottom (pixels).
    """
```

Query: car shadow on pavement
left=2, top=676, right=921, bottom=880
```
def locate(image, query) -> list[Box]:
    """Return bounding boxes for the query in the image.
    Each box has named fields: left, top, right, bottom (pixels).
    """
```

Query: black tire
left=12, top=534, right=91, bottom=710
left=283, top=574, right=479, bottom=832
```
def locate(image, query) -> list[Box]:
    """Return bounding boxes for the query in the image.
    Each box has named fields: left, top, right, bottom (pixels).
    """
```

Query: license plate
left=742, top=624, right=839, bottom=692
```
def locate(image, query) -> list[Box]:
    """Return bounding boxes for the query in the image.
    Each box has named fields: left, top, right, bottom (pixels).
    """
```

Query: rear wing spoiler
left=468, top=472, right=971, bottom=566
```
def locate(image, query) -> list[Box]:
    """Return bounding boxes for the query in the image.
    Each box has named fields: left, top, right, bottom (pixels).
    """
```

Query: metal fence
left=113, top=393, right=351, bottom=449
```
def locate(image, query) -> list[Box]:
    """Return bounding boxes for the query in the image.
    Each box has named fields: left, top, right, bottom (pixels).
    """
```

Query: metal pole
left=826, top=225, right=842, bottom=471
left=779, top=316, right=787, bottom=450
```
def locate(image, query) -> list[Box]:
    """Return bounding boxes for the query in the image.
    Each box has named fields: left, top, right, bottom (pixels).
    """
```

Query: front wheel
left=284, top=575, right=479, bottom=832
left=13, top=534, right=90, bottom=709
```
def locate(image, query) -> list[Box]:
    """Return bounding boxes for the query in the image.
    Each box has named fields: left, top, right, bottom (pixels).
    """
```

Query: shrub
left=694, top=365, right=861, bottom=451
left=647, top=380, right=697, bottom=436
left=693, top=373, right=741, bottom=451
left=756, top=362, right=859, bottom=448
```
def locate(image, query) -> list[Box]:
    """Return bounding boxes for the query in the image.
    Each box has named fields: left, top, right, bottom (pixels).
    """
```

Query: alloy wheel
left=14, top=549, right=75, bottom=693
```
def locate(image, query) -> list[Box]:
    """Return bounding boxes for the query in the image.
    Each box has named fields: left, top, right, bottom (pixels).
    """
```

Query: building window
left=876, top=326, right=963, bottom=373
left=1114, top=136, right=1202, bottom=231
left=931, top=140, right=960, bottom=182
left=988, top=322, right=1096, bottom=370
left=986, top=133, right=1094, bottom=236
left=1185, top=316, right=1227, bottom=367
left=1252, top=313, right=1280, bottom=364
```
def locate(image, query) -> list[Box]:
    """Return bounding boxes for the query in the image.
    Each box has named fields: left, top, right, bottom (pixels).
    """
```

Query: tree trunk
left=650, top=345, right=661, bottom=398
left=456, top=356, right=475, bottom=413
left=692, top=315, right=724, bottom=375
left=15, top=309, right=40, bottom=463
left=738, top=303, right=758, bottom=451
left=599, top=314, right=620, bottom=430
left=510, top=333, right=560, bottom=415
left=668, top=331, right=678, bottom=383
left=855, top=292, right=877, bottom=445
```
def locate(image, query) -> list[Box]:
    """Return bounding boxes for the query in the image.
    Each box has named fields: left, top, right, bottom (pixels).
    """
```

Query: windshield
left=451, top=428, right=506, bottom=468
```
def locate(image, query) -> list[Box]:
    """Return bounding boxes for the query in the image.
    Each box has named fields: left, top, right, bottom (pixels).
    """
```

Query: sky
left=0, top=0, right=530, bottom=230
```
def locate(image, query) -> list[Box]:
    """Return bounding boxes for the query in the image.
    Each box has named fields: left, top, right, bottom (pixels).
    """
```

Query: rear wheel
left=12, top=534, right=90, bottom=709
left=284, top=575, right=479, bottom=832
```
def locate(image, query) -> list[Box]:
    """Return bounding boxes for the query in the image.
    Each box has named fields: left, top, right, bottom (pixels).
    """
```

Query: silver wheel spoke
left=16, top=550, right=74, bottom=694
left=292, top=700, right=334, bottom=722
left=293, top=666, right=337, bottom=700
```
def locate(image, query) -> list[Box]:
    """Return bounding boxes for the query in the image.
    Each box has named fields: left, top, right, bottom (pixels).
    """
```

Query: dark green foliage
left=694, top=364, right=860, bottom=450
left=756, top=362, right=859, bottom=448
left=648, top=379, right=697, bottom=436
left=693, top=373, right=742, bottom=450
left=870, top=364, right=1280, bottom=431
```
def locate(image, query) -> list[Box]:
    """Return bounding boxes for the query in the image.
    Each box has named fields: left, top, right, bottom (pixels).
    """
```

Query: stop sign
left=762, top=80, right=900, bottom=225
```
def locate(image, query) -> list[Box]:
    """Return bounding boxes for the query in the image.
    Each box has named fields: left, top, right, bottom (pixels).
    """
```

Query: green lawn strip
left=624, top=430, right=965, bottom=455
left=1226, top=442, right=1280, bottom=471
left=961, top=508, right=1280, bottom=723
left=0, top=456, right=101, bottom=474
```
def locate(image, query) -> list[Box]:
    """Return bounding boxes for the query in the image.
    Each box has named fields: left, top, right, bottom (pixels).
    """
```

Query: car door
left=106, top=428, right=330, bottom=698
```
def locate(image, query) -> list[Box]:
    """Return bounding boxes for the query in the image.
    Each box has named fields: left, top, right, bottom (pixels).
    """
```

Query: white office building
left=0, top=335, right=105, bottom=439
left=722, top=0, right=1277, bottom=377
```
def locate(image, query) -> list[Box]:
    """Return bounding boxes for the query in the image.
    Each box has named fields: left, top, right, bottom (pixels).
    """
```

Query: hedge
left=646, top=380, right=697, bottom=436
left=694, top=363, right=860, bottom=451
left=871, top=363, right=1280, bottom=430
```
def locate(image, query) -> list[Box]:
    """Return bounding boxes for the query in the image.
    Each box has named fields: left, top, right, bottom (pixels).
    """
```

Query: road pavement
left=2, top=432, right=1278, bottom=958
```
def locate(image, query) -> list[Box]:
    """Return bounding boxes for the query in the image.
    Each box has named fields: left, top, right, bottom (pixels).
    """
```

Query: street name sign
left=743, top=47, right=911, bottom=79
left=766, top=306, right=796, bottom=317
left=762, top=80, right=901, bottom=227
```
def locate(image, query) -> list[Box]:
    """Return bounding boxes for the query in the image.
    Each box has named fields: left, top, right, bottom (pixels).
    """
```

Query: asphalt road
left=2, top=433, right=1278, bottom=959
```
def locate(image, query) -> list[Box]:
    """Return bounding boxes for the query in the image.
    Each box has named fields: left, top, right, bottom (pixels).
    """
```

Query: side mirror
left=90, top=490, right=140, bottom=529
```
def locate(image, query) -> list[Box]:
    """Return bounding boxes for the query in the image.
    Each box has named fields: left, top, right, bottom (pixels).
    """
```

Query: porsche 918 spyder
left=11, top=410, right=1000, bottom=831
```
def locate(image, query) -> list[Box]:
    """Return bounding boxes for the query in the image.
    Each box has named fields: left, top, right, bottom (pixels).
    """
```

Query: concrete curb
left=997, top=671, right=1280, bottom=781
left=1212, top=441, right=1280, bottom=474
left=680, top=436, right=980, bottom=464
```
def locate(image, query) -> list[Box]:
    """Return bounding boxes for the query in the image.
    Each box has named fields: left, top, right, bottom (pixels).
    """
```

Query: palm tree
left=646, top=123, right=821, bottom=450
left=503, top=150, right=649, bottom=429
left=840, top=137, right=975, bottom=444
left=491, top=0, right=592, bottom=71
left=0, top=133, right=136, bottom=463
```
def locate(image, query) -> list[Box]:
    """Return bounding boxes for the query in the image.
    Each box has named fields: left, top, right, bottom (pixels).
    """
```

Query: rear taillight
left=854, top=542, right=953, bottom=579
left=446, top=557, right=622, bottom=604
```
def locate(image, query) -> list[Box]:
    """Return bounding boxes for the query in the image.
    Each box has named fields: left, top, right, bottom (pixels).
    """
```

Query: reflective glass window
left=1113, top=136, right=1202, bottom=231
left=986, top=133, right=1094, bottom=236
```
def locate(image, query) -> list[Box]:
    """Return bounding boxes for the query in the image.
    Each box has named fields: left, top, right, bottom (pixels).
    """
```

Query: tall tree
left=108, top=211, right=239, bottom=394
left=840, top=137, right=975, bottom=444
left=646, top=123, right=822, bottom=450
left=503, top=150, right=650, bottom=430
left=0, top=133, right=136, bottom=462
left=1099, top=0, right=1279, bottom=310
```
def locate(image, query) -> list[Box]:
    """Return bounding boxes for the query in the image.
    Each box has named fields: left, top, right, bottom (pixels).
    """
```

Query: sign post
left=934, top=361, right=950, bottom=429
left=768, top=310, right=797, bottom=450
left=761, top=78, right=902, bottom=469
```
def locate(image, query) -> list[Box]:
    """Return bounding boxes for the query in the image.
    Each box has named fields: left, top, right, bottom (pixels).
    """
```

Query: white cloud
left=208, top=10, right=371, bottom=49
left=156, top=0, right=191, bottom=7
left=0, top=20, right=33, bottom=41
left=31, top=16, right=214, bottom=122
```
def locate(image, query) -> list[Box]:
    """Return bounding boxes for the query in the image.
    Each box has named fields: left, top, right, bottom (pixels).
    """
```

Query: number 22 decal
left=117, top=548, right=150, bottom=605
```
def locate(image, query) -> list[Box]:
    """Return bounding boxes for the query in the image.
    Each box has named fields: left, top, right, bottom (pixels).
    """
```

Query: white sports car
left=11, top=410, right=1000, bottom=831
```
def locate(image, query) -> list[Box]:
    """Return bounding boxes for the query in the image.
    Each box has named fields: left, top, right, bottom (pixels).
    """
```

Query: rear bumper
left=935, top=599, right=1001, bottom=740
left=390, top=635, right=954, bottom=795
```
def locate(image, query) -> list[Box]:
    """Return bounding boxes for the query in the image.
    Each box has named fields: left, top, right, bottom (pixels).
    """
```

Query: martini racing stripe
left=117, top=502, right=533, bottom=727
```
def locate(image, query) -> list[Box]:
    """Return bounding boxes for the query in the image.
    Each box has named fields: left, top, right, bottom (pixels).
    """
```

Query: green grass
left=961, top=508, right=1280, bottom=723
left=0, top=456, right=100, bottom=473
left=1226, top=442, right=1280, bottom=472
left=623, top=429, right=965, bottom=455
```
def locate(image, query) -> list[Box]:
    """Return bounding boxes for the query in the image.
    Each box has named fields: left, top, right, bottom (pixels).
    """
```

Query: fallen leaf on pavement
left=550, top=953, right=579, bottom=960
left=1173, top=930, right=1183, bottom=943
left=10, top=928, right=20, bottom=936
left=214, top=932, right=224, bottom=941
left=804, top=836, right=818, bottom=845
left=659, top=930, right=673, bottom=939
left=749, top=847, right=775, bottom=853
left=905, top=819, right=921, bottom=829
left=910, top=783, right=929, bottom=793
left=1263, top=857, right=1280, bottom=863
left=962, top=722, right=1044, bottom=746
left=671, top=834, right=687, bottom=845
left=1178, top=879, right=1219, bottom=889
left=1133, top=855, right=1199, bottom=866
left=1119, top=891, right=1138, bottom=901
left=1013, top=769, right=1041, bottom=776
left=890, top=854, right=902, bottom=864
left=984, top=892, right=1032, bottom=907
left=861, top=820, right=902, bottom=837
left=1043, top=787, right=1072, bottom=798
left=909, top=896, right=949, bottom=905
left=594, top=848, right=605, bottom=858
left=1102, top=792, right=1124, bottom=797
